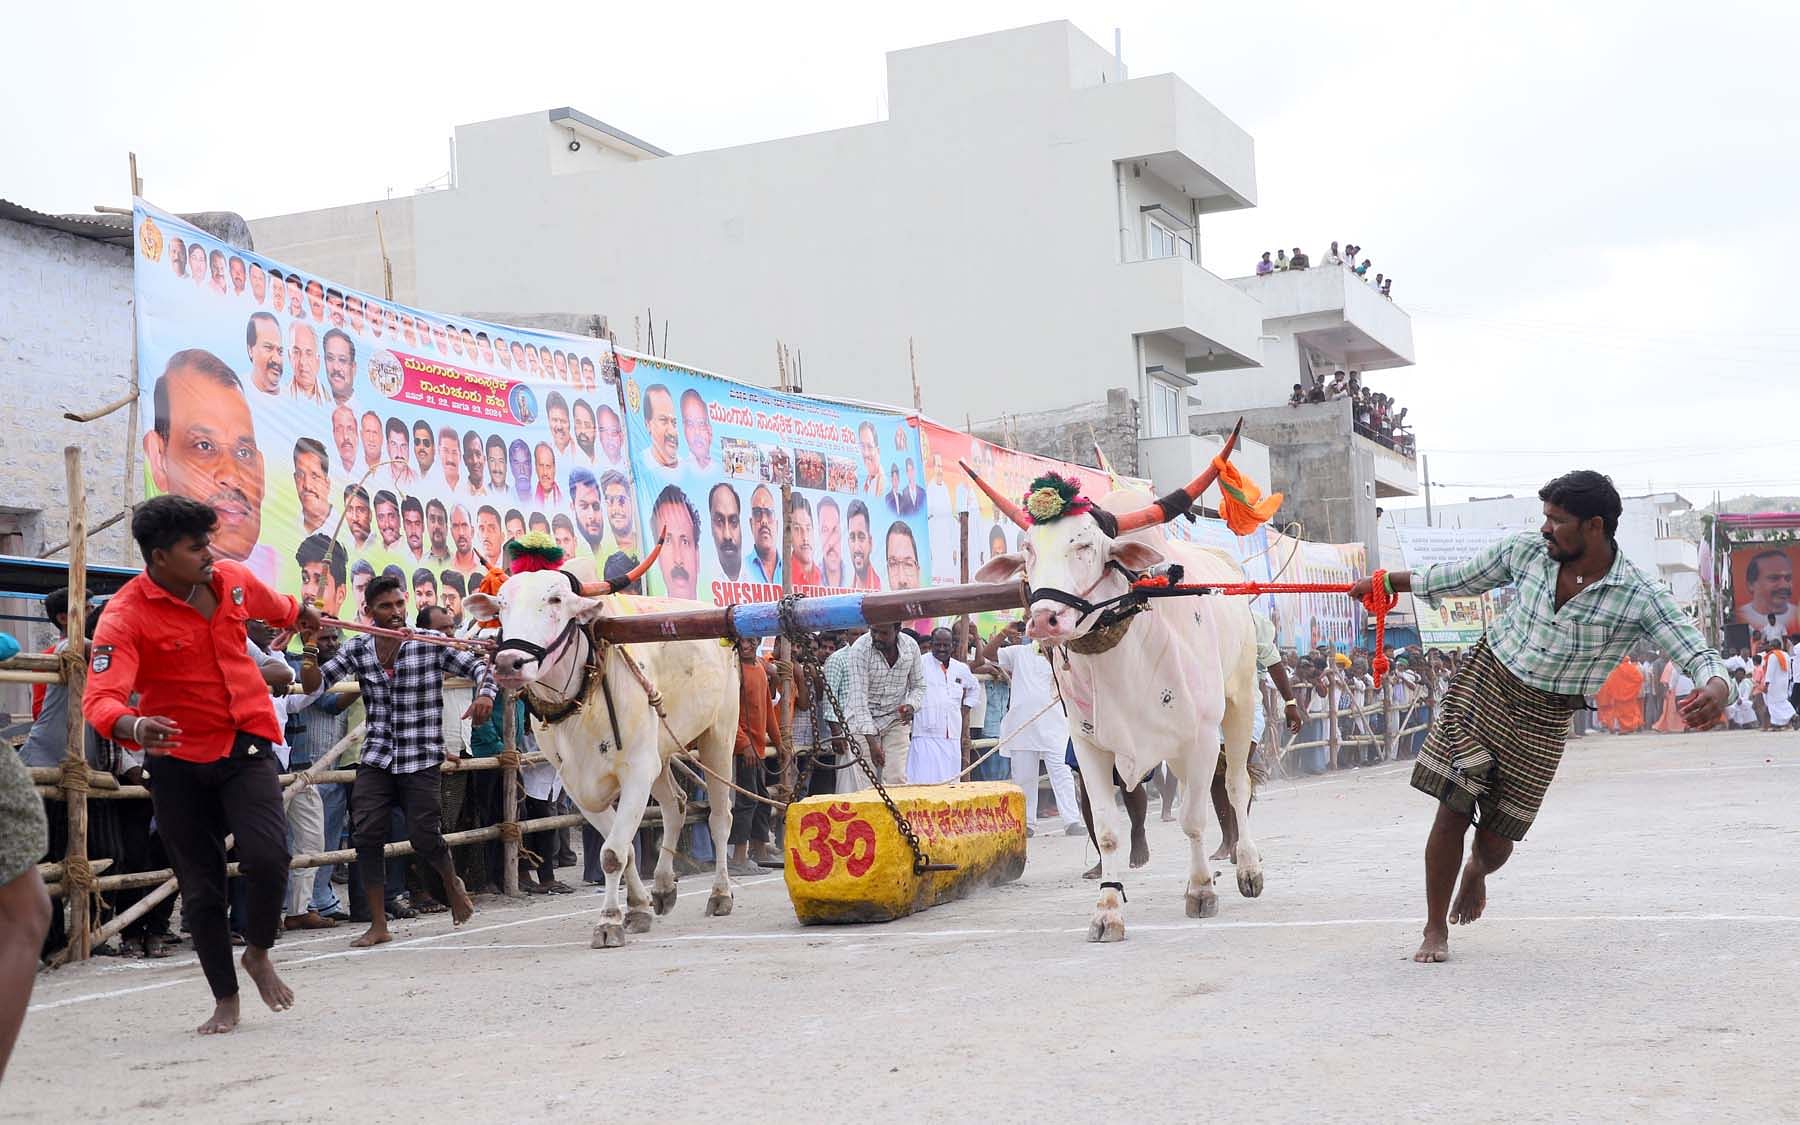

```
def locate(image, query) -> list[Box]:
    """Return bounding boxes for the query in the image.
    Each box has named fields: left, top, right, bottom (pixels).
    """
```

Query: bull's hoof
left=704, top=893, right=734, bottom=917
left=1237, top=866, right=1265, bottom=899
left=624, top=909, right=654, bottom=934
left=591, top=922, right=626, bottom=949
left=651, top=887, right=678, bottom=916
left=1185, top=889, right=1219, bottom=918
left=1086, top=912, right=1126, bottom=943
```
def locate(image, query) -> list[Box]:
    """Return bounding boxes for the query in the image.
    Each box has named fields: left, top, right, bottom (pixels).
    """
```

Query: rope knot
left=497, top=749, right=523, bottom=772
left=58, top=758, right=91, bottom=796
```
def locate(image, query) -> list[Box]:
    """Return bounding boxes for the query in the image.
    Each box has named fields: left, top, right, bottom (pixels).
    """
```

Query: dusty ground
left=7, top=729, right=1797, bottom=1123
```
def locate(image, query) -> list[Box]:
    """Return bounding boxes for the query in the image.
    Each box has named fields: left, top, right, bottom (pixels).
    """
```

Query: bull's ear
left=462, top=593, right=500, bottom=621
left=569, top=593, right=609, bottom=623
left=975, top=552, right=1025, bottom=583
left=1109, top=539, right=1166, bottom=573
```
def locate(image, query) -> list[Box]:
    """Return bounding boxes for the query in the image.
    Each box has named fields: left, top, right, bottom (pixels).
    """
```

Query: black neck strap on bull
left=1029, top=559, right=1146, bottom=632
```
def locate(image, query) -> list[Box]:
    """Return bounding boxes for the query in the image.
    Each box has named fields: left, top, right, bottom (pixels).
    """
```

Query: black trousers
left=351, top=764, right=450, bottom=895
left=520, top=793, right=558, bottom=881
left=112, top=797, right=175, bottom=940
left=728, top=758, right=770, bottom=846
left=147, top=739, right=289, bottom=1000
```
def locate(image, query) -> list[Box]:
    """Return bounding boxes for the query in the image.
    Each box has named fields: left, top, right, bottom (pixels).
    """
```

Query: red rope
left=1131, top=569, right=1400, bottom=687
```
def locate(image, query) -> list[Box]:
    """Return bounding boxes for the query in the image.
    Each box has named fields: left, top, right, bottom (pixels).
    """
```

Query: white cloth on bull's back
left=910, top=653, right=980, bottom=784
left=842, top=632, right=926, bottom=737
left=996, top=642, right=1068, bottom=756
left=1056, top=578, right=1230, bottom=789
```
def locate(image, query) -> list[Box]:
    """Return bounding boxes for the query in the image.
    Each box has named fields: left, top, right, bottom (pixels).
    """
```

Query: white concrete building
left=1387, top=491, right=1701, bottom=604
left=250, top=21, right=1268, bottom=494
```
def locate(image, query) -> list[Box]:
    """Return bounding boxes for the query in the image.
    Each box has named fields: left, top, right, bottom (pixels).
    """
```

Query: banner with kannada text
left=1392, top=526, right=1513, bottom=648
left=619, top=355, right=931, bottom=606
left=132, top=201, right=624, bottom=625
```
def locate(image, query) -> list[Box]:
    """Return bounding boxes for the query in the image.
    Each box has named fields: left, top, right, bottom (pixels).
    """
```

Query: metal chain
left=778, top=596, right=952, bottom=875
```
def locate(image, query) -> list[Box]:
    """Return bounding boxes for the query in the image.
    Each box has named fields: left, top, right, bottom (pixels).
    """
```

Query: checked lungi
left=1410, top=639, right=1585, bottom=841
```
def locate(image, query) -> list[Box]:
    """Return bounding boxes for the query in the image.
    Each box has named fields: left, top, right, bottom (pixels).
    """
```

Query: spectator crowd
left=1288, top=369, right=1416, bottom=457
left=1255, top=240, right=1396, bottom=300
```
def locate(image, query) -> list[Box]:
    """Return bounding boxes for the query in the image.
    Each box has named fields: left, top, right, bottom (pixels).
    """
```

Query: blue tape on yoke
left=729, top=593, right=870, bottom=639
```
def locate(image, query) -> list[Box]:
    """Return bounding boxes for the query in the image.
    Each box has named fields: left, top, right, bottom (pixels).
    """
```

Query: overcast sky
left=8, top=1, right=1797, bottom=507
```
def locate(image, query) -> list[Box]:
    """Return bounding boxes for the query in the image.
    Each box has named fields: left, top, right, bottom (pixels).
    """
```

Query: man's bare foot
left=197, top=994, right=240, bottom=1035
left=1082, top=862, right=1101, bottom=879
left=239, top=947, right=294, bottom=1012
left=1413, top=927, right=1450, bottom=963
left=1450, top=862, right=1487, bottom=925
left=447, top=877, right=475, bottom=925
left=1160, top=808, right=1176, bottom=822
left=349, top=926, right=392, bottom=949
left=1129, top=833, right=1150, bottom=869
left=1208, top=841, right=1234, bottom=863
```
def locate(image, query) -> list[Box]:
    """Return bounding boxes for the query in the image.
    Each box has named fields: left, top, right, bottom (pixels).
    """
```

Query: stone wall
left=969, top=388, right=1139, bottom=476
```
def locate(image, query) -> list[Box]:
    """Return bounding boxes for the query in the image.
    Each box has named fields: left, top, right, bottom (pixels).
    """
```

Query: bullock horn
left=959, top=459, right=1029, bottom=530
left=580, top=533, right=666, bottom=596
left=1114, top=418, right=1243, bottom=533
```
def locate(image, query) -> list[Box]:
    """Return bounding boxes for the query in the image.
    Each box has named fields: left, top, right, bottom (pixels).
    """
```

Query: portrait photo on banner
left=620, top=355, right=932, bottom=608
left=1728, top=543, right=1800, bottom=643
left=131, top=202, right=625, bottom=626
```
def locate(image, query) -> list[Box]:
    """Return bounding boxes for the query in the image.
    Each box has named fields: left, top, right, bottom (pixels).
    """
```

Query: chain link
left=778, top=596, right=953, bottom=876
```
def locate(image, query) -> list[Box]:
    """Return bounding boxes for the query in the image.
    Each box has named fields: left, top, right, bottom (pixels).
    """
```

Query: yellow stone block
left=783, top=781, right=1027, bottom=925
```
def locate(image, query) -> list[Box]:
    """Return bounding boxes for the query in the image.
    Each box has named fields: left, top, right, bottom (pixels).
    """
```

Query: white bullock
left=968, top=431, right=1263, bottom=942
left=463, top=560, right=740, bottom=949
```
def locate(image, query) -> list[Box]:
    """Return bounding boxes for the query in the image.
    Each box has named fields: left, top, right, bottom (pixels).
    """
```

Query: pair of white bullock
left=468, top=437, right=1264, bottom=946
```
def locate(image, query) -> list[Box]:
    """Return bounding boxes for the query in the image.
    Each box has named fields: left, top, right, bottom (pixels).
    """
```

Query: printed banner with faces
left=619, top=354, right=932, bottom=607
left=132, top=201, right=625, bottom=625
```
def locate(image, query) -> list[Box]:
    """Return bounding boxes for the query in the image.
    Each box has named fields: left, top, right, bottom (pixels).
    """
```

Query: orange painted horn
left=959, top=460, right=1029, bottom=530
left=1114, top=418, right=1243, bottom=533
left=579, top=532, right=666, bottom=596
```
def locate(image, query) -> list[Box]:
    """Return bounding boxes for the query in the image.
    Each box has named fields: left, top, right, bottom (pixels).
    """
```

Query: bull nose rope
left=1126, top=568, right=1400, bottom=687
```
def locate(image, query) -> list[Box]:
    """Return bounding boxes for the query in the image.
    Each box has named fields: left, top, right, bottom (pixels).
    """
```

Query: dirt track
left=8, top=730, right=1797, bottom=1123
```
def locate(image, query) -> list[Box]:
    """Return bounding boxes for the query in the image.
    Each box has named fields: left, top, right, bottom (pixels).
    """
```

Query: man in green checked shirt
left=1349, top=471, right=1728, bottom=964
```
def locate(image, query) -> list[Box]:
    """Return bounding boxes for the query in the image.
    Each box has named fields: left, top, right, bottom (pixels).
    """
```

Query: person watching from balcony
left=1256, top=251, right=1274, bottom=276
left=1373, top=272, right=1385, bottom=290
left=1275, top=249, right=1289, bottom=271
left=1354, top=258, right=1371, bottom=278
left=1305, top=376, right=1326, bottom=404
left=1329, top=371, right=1349, bottom=399
left=1288, top=383, right=1306, bottom=407
left=1325, top=241, right=1344, bottom=266
left=1290, top=247, right=1310, bottom=270
left=1382, top=278, right=1394, bottom=300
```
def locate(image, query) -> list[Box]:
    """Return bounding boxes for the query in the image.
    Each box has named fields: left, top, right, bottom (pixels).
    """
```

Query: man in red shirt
left=84, top=496, right=320, bottom=1035
left=728, top=638, right=783, bottom=875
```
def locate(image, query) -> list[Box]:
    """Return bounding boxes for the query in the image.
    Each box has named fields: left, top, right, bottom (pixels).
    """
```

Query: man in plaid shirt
left=1351, top=471, right=1728, bottom=965
left=300, top=574, right=495, bottom=947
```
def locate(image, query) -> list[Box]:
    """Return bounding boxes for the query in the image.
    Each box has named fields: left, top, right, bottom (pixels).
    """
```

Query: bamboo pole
left=0, top=670, right=63, bottom=685
left=37, top=510, right=128, bottom=560
left=58, top=809, right=700, bottom=901
left=776, top=484, right=796, bottom=801
left=122, top=153, right=142, bottom=567
left=59, top=392, right=137, bottom=424
left=61, top=447, right=92, bottom=962
left=1324, top=673, right=1341, bottom=772
left=501, top=690, right=520, bottom=897
left=1382, top=681, right=1397, bottom=762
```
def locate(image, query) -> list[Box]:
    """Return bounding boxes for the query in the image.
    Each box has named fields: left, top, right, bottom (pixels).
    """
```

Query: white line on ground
left=36, top=909, right=1797, bottom=1009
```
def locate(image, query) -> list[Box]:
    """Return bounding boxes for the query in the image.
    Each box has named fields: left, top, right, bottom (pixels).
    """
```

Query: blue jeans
left=310, top=775, right=349, bottom=913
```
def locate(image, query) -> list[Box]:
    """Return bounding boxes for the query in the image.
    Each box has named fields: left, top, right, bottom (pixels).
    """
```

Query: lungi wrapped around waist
left=1410, top=639, right=1583, bottom=841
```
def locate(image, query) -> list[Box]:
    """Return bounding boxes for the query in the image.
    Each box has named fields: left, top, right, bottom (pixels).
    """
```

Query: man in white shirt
left=243, top=622, right=337, bottom=932
left=997, top=637, right=1083, bottom=835
left=842, top=624, right=926, bottom=785
left=910, top=628, right=981, bottom=784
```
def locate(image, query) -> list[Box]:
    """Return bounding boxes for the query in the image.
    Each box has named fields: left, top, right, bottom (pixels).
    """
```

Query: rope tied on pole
left=57, top=757, right=92, bottom=797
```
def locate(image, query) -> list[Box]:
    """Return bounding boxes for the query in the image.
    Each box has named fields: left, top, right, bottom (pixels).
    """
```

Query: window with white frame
left=1147, top=377, right=1184, bottom=438
left=1145, top=216, right=1194, bottom=262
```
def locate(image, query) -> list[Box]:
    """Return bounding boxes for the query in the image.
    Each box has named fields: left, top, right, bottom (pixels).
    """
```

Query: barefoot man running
left=85, top=496, right=322, bottom=1033
left=1348, top=471, right=1728, bottom=963
left=298, top=573, right=493, bottom=947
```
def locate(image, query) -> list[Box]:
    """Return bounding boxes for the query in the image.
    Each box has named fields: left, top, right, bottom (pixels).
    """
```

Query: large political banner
left=1392, top=526, right=1513, bottom=647
left=619, top=355, right=931, bottom=606
left=132, top=201, right=624, bottom=624
left=916, top=420, right=1127, bottom=584
left=1726, top=543, right=1800, bottom=643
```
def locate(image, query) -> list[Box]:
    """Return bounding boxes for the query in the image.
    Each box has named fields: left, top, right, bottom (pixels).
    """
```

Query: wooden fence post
left=60, top=447, right=92, bottom=962
left=1382, top=681, right=1397, bottom=762
left=1325, top=674, right=1341, bottom=771
left=501, top=689, right=520, bottom=896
